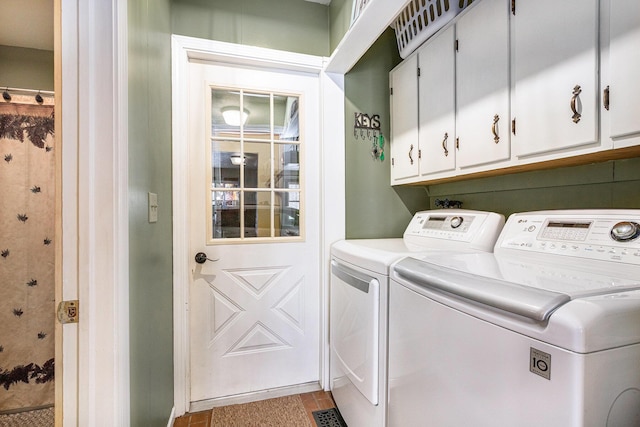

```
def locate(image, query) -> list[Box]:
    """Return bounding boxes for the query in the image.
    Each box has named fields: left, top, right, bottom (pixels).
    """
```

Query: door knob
left=194, top=252, right=218, bottom=264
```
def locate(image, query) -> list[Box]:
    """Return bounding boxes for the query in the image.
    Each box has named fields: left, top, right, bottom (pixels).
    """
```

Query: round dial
left=610, top=221, right=640, bottom=242
left=450, top=216, right=463, bottom=229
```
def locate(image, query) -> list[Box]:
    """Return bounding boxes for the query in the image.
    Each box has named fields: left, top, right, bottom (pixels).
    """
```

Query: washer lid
left=394, top=253, right=640, bottom=321
left=331, top=238, right=440, bottom=275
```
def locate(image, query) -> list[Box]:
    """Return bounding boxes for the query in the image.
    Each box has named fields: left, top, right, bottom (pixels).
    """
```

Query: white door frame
left=57, top=0, right=130, bottom=424
left=171, top=35, right=345, bottom=416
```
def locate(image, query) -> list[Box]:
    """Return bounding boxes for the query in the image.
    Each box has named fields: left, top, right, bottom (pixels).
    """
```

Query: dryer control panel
left=497, top=210, right=640, bottom=265
left=403, top=210, right=505, bottom=253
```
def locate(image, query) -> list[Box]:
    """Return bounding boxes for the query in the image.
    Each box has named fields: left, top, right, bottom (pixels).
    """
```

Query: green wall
left=128, top=0, right=174, bottom=425
left=344, top=29, right=431, bottom=238
left=171, top=0, right=330, bottom=56
left=425, top=158, right=640, bottom=217
left=0, top=45, right=53, bottom=91
left=329, top=0, right=352, bottom=53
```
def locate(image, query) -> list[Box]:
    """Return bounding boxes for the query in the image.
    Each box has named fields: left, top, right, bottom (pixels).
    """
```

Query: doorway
left=172, top=36, right=346, bottom=416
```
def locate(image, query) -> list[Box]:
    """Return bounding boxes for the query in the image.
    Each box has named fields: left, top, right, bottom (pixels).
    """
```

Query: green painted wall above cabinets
left=425, top=158, right=640, bottom=219
left=345, top=29, right=431, bottom=239
left=171, top=0, right=330, bottom=56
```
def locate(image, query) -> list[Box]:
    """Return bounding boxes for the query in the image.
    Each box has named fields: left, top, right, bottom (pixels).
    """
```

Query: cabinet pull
left=571, top=85, right=582, bottom=123
left=442, top=133, right=449, bottom=156
left=409, top=144, right=414, bottom=165
left=492, top=114, right=500, bottom=144
left=604, top=85, right=610, bottom=111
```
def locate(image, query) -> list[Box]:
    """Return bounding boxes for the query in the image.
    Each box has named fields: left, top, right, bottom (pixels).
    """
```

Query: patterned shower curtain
left=0, top=95, right=55, bottom=413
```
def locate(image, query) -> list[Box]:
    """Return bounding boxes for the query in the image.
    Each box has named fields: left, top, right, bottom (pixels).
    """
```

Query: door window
left=209, top=88, right=302, bottom=242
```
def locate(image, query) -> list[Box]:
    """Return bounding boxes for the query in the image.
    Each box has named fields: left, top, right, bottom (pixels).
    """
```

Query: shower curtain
left=0, top=95, right=55, bottom=413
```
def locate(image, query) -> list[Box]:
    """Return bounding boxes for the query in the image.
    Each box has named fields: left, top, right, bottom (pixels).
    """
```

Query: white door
left=187, top=60, right=321, bottom=405
left=418, top=25, right=456, bottom=176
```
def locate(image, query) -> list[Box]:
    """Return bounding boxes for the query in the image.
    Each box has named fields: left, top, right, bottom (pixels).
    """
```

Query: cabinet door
left=418, top=26, right=456, bottom=176
left=513, top=0, right=599, bottom=157
left=390, top=55, right=419, bottom=183
left=609, top=0, right=640, bottom=142
left=456, top=0, right=510, bottom=168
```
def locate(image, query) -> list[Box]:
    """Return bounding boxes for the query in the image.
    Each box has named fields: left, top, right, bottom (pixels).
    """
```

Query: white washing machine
left=388, top=210, right=640, bottom=427
left=330, top=209, right=505, bottom=427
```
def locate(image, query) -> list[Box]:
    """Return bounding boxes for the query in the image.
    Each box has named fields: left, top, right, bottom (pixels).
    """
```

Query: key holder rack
left=354, top=112, right=386, bottom=161
left=354, top=112, right=381, bottom=141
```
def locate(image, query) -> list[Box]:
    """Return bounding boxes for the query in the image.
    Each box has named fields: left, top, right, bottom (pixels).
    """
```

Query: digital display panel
left=546, top=222, right=591, bottom=229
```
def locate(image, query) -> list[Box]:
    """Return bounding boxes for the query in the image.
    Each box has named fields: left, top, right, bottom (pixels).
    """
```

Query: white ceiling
left=0, top=0, right=331, bottom=52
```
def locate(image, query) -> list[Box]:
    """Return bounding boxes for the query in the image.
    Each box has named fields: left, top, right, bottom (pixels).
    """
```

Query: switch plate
left=148, top=192, right=158, bottom=223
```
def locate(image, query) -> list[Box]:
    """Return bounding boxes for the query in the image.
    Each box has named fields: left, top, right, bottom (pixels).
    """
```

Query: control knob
left=610, top=222, right=640, bottom=242
left=450, top=216, right=463, bottom=229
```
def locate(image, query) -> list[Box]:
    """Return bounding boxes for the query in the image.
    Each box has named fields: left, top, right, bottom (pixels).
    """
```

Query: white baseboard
left=189, top=382, right=321, bottom=413
left=167, top=406, right=176, bottom=427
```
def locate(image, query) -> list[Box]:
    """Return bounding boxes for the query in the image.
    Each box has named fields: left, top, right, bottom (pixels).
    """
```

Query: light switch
left=148, top=192, right=158, bottom=223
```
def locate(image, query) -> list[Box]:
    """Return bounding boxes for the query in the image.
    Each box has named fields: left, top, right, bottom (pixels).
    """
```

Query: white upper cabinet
left=456, top=0, right=511, bottom=168
left=608, top=0, right=640, bottom=145
left=390, top=54, right=419, bottom=182
left=418, top=26, right=456, bottom=176
left=513, top=0, right=599, bottom=158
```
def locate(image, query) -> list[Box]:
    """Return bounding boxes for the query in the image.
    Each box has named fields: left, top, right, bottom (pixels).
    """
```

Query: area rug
left=0, top=406, right=54, bottom=427
left=210, top=395, right=313, bottom=427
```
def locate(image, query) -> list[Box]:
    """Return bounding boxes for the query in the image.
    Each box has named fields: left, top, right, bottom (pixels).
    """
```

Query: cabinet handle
left=442, top=133, right=449, bottom=156
left=571, top=85, right=582, bottom=123
left=604, top=85, right=610, bottom=111
left=409, top=144, right=414, bottom=165
left=492, top=114, right=500, bottom=144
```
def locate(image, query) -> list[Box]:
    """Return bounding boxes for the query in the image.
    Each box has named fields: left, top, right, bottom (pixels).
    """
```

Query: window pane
left=208, top=86, right=303, bottom=242
left=243, top=92, right=271, bottom=140
left=212, top=190, right=240, bottom=239
left=212, top=142, right=242, bottom=189
left=276, top=191, right=300, bottom=237
left=244, top=141, right=270, bottom=189
left=246, top=191, right=272, bottom=238
left=211, top=88, right=244, bottom=137
left=276, top=96, right=299, bottom=141
left=274, top=143, right=299, bottom=189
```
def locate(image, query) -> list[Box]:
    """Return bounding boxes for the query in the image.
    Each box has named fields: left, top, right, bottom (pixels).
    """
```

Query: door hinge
left=392, top=157, right=395, bottom=166
left=512, top=118, right=517, bottom=135
left=511, top=0, right=516, bottom=15
left=419, top=149, right=422, bottom=159
left=456, top=137, right=460, bottom=149
left=604, top=85, right=610, bottom=111
left=455, top=39, right=459, bottom=52
left=57, top=300, right=79, bottom=324
left=390, top=87, right=393, bottom=96
left=417, top=67, right=421, bottom=77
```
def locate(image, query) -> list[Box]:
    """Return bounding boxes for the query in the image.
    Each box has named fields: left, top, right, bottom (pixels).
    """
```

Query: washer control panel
left=497, top=210, right=640, bottom=265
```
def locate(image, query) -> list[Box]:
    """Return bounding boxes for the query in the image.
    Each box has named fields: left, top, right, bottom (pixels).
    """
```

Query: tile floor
left=174, top=390, right=336, bottom=427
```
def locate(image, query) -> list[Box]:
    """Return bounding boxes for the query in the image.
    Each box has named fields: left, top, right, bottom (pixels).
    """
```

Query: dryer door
left=330, top=260, right=380, bottom=405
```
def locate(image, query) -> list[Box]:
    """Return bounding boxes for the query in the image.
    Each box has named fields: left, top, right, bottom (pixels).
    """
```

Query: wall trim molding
left=59, top=0, right=130, bottom=424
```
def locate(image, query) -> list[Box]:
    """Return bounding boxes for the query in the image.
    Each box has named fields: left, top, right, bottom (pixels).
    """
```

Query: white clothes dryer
left=389, top=210, right=640, bottom=427
left=330, top=209, right=505, bottom=427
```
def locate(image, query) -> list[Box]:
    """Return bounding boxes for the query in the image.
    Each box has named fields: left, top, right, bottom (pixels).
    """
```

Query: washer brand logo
left=530, top=347, right=551, bottom=380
